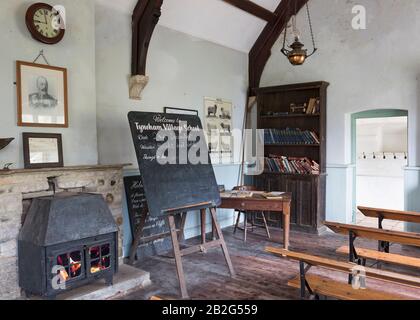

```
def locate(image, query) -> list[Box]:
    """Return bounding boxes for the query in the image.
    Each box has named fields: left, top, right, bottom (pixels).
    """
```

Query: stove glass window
left=89, top=243, right=111, bottom=274
left=56, top=250, right=83, bottom=283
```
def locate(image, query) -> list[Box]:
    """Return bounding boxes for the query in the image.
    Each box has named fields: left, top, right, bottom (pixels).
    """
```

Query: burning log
left=59, top=269, right=69, bottom=282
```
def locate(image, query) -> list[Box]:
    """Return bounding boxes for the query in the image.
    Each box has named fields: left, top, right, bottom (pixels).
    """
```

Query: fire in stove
left=56, top=251, right=83, bottom=283
left=18, top=193, right=119, bottom=298
left=89, top=244, right=111, bottom=274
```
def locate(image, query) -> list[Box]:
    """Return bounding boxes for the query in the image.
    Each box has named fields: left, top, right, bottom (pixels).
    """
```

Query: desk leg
left=283, top=201, right=291, bottom=250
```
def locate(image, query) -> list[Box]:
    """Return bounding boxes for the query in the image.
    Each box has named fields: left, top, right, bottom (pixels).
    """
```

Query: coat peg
left=404, top=152, right=407, bottom=160
left=363, top=152, right=366, bottom=159
left=373, top=152, right=376, bottom=159
left=393, top=153, right=397, bottom=160
left=383, top=152, right=386, bottom=160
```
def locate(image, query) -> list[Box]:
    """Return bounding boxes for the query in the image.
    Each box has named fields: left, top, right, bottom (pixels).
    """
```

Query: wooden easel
left=128, top=201, right=235, bottom=299
left=128, top=206, right=188, bottom=265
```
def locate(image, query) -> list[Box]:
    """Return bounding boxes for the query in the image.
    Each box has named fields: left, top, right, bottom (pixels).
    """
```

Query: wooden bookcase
left=248, top=81, right=329, bottom=234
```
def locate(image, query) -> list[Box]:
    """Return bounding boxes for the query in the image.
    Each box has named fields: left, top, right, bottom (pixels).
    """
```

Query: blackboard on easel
left=127, top=111, right=234, bottom=298
left=127, top=111, right=221, bottom=217
left=123, top=175, right=173, bottom=259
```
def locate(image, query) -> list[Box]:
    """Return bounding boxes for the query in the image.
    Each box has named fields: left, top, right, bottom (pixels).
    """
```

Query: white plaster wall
left=326, top=165, right=354, bottom=223
left=94, top=3, right=248, bottom=253
left=356, top=118, right=407, bottom=210
left=0, top=0, right=98, bottom=169
left=95, top=6, right=248, bottom=167
left=260, top=0, right=420, bottom=222
left=356, top=117, right=408, bottom=155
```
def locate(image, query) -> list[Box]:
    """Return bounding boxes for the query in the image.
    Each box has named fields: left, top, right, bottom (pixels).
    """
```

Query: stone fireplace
left=0, top=165, right=127, bottom=299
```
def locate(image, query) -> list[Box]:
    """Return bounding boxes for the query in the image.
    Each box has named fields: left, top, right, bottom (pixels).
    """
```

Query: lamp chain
left=282, top=0, right=290, bottom=54
left=306, top=2, right=317, bottom=50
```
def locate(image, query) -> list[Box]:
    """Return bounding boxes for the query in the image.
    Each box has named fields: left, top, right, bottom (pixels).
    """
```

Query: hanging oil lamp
left=281, top=3, right=317, bottom=66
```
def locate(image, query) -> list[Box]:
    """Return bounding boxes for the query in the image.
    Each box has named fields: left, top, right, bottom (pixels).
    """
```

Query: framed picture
left=16, top=61, right=68, bottom=128
left=204, top=97, right=233, bottom=163
left=164, top=107, right=198, bottom=116
left=22, top=133, right=63, bottom=169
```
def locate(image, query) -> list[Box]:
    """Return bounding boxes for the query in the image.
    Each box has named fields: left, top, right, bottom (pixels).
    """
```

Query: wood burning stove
left=18, top=193, right=118, bottom=298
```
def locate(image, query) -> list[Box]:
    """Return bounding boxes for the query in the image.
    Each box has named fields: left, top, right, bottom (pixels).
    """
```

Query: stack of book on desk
left=220, top=191, right=285, bottom=200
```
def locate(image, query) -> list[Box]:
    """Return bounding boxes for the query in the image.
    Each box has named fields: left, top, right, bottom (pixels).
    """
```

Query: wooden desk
left=324, top=220, right=420, bottom=276
left=358, top=206, right=420, bottom=225
left=219, top=192, right=292, bottom=249
left=357, top=206, right=420, bottom=252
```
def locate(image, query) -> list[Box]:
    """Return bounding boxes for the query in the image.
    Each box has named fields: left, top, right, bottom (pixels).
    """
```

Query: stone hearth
left=0, top=165, right=128, bottom=299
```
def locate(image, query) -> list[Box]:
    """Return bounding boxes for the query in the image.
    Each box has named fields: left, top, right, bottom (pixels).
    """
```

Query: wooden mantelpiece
left=0, top=164, right=130, bottom=176
left=0, top=164, right=128, bottom=299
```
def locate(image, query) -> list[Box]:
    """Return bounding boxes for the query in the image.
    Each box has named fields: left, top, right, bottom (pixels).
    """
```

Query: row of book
left=264, top=128, right=320, bottom=145
left=265, top=156, right=320, bottom=175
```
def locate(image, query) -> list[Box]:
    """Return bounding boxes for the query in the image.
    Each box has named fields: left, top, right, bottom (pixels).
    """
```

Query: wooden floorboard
left=122, top=226, right=420, bottom=300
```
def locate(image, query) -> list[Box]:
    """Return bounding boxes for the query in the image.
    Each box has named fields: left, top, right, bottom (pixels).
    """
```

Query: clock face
left=26, top=3, right=65, bottom=44
left=33, top=8, right=60, bottom=39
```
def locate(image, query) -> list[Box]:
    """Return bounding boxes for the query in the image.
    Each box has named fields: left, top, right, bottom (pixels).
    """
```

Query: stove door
left=46, top=245, right=86, bottom=294
left=86, top=237, right=116, bottom=280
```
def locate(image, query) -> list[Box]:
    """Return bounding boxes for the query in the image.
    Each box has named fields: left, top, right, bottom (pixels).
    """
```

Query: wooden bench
left=266, top=247, right=419, bottom=300
left=324, top=221, right=420, bottom=266
left=336, top=245, right=420, bottom=269
left=288, top=274, right=410, bottom=300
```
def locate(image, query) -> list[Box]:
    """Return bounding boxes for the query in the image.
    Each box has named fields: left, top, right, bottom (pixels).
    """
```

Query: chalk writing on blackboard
left=124, top=175, right=173, bottom=259
left=128, top=112, right=221, bottom=218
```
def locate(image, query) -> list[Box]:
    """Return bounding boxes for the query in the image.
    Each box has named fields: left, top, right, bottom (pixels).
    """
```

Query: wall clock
left=25, top=3, right=65, bottom=44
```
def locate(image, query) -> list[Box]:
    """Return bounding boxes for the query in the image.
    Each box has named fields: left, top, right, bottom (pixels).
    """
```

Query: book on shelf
left=264, top=128, right=320, bottom=145
left=264, top=155, right=320, bottom=175
left=306, top=97, right=320, bottom=114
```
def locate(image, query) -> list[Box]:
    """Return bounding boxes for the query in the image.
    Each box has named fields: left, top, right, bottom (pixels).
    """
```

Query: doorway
left=351, top=110, right=408, bottom=231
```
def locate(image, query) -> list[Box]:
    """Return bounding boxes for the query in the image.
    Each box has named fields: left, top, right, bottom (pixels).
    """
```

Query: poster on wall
left=204, top=97, right=233, bottom=163
left=16, top=61, right=68, bottom=128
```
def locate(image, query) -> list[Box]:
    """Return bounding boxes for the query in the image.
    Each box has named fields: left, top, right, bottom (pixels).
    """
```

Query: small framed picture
left=164, top=107, right=198, bottom=116
left=22, top=133, right=63, bottom=169
left=16, top=61, right=68, bottom=128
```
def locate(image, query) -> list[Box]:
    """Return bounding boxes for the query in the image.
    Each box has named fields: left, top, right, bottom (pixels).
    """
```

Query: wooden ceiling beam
left=221, top=0, right=276, bottom=22
left=132, top=0, right=163, bottom=76
left=248, top=0, right=309, bottom=93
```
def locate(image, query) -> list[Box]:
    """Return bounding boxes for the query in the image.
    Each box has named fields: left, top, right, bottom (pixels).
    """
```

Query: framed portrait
left=16, top=61, right=68, bottom=128
left=22, top=133, right=63, bottom=169
left=164, top=107, right=198, bottom=116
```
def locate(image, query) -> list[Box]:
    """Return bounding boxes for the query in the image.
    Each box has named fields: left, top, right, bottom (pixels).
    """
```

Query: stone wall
left=0, top=165, right=125, bottom=300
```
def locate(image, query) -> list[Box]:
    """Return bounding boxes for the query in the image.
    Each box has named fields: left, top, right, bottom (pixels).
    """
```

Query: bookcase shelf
left=265, top=144, right=320, bottom=147
left=247, top=81, right=329, bottom=234
left=261, top=114, right=321, bottom=119
left=262, top=171, right=322, bottom=177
